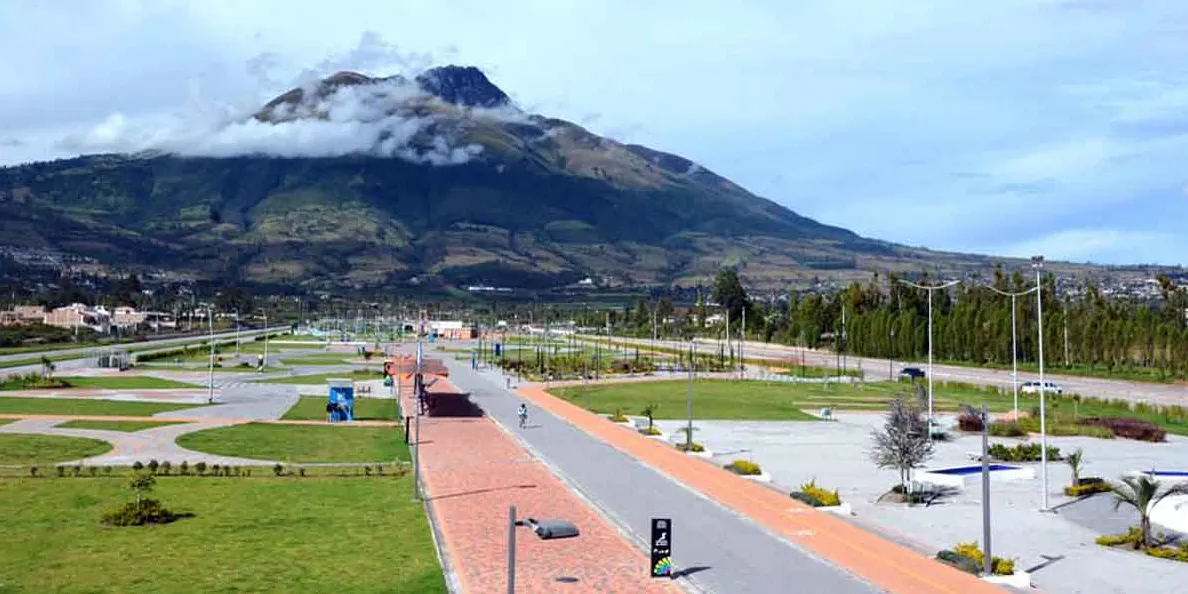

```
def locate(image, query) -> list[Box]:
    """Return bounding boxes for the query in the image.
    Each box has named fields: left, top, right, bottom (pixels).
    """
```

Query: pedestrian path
left=515, top=382, right=1009, bottom=594
left=400, top=377, right=681, bottom=594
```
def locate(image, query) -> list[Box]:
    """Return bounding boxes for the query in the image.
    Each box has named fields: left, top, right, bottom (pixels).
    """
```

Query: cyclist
left=517, top=403, right=529, bottom=429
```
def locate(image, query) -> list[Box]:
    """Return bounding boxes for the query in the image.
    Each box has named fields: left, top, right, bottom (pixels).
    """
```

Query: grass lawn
left=280, top=355, right=355, bottom=366
left=56, top=419, right=185, bottom=432
left=55, top=375, right=198, bottom=390
left=177, top=423, right=407, bottom=463
left=279, top=334, right=327, bottom=342
left=0, top=475, right=445, bottom=593
left=0, top=433, right=112, bottom=464
left=282, top=397, right=400, bottom=421
left=258, top=369, right=383, bottom=385
left=0, top=396, right=199, bottom=417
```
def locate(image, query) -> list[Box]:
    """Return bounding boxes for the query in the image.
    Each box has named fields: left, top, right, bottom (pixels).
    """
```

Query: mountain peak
left=414, top=65, right=509, bottom=108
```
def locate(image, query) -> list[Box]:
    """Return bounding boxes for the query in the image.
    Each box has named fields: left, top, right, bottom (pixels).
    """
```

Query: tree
left=1109, top=474, right=1188, bottom=549
left=712, top=268, right=750, bottom=325
left=128, top=472, right=156, bottom=511
left=869, top=397, right=933, bottom=493
left=1065, top=448, right=1084, bottom=487
left=40, top=356, right=55, bottom=380
left=641, top=403, right=659, bottom=431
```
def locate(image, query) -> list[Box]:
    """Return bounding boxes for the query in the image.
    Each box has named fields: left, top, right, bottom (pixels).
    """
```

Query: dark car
left=899, top=367, right=926, bottom=380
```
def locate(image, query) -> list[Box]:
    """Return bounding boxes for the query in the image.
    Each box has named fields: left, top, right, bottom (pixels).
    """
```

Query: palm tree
left=640, top=403, right=659, bottom=431
left=40, top=355, right=55, bottom=380
left=1066, top=448, right=1084, bottom=486
left=1109, top=474, right=1188, bottom=548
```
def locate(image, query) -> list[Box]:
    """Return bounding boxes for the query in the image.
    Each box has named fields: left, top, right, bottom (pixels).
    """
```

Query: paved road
left=0, top=326, right=288, bottom=365
left=596, top=336, right=1188, bottom=406
left=437, top=356, right=880, bottom=594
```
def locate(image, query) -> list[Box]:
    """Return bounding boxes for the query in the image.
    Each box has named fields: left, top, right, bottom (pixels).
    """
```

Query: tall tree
left=869, top=397, right=934, bottom=493
left=712, top=268, right=750, bottom=325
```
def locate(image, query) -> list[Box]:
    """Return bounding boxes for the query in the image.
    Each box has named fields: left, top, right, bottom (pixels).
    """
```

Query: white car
left=1021, top=381, right=1063, bottom=395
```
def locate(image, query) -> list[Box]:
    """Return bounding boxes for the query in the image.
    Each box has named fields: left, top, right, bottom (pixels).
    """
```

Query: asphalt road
left=439, top=355, right=880, bottom=594
left=598, top=336, right=1188, bottom=407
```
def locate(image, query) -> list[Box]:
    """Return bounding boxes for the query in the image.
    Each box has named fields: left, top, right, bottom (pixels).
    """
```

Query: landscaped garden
left=282, top=396, right=399, bottom=421
left=0, top=396, right=200, bottom=417
left=0, top=433, right=112, bottom=464
left=0, top=473, right=445, bottom=593
left=176, top=423, right=407, bottom=463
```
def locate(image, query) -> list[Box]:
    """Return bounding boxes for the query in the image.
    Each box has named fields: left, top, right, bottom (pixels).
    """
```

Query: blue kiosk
left=326, top=379, right=355, bottom=422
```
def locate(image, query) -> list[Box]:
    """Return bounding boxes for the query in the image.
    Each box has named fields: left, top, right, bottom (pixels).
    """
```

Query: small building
left=45, top=303, right=110, bottom=333
left=0, top=305, right=46, bottom=326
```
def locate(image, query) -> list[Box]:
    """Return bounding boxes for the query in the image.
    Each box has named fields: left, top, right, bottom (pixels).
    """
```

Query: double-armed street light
left=985, top=284, right=1039, bottom=419
left=896, top=278, right=960, bottom=435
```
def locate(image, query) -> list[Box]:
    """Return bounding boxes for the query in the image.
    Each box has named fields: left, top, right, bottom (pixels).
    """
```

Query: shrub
left=179, top=461, right=189, bottom=475
left=147, top=460, right=159, bottom=474
left=195, top=462, right=207, bottom=475
left=675, top=442, right=705, bottom=453
left=988, top=421, right=1027, bottom=438
left=1065, top=482, right=1112, bottom=497
left=956, top=412, right=984, bottom=432
left=88, top=466, right=98, bottom=477
left=364, top=465, right=373, bottom=476
left=1078, top=417, right=1166, bottom=442
left=789, top=491, right=824, bottom=507
left=132, top=461, right=144, bottom=471
left=799, top=480, right=841, bottom=506
left=727, top=460, right=762, bottom=476
left=29, top=466, right=39, bottom=477
left=987, top=442, right=1062, bottom=462
left=273, top=463, right=284, bottom=477
left=103, top=466, right=113, bottom=475
left=211, top=464, right=220, bottom=476
left=298, top=467, right=306, bottom=477
left=609, top=408, right=629, bottom=423
left=936, top=550, right=981, bottom=575
left=639, top=426, right=662, bottom=436
left=72, top=464, right=82, bottom=477
left=375, top=465, right=384, bottom=475
left=1096, top=527, right=1142, bottom=548
left=100, top=499, right=179, bottom=526
left=951, top=542, right=1015, bottom=575
left=56, top=466, right=66, bottom=478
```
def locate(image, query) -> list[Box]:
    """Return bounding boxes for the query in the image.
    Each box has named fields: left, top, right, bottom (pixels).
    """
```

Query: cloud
left=48, top=32, right=535, bottom=165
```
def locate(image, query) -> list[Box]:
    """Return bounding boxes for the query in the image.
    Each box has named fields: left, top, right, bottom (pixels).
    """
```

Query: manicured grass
left=177, top=423, right=407, bottom=463
left=0, top=475, right=445, bottom=593
left=280, top=355, right=355, bottom=366
left=282, top=397, right=400, bottom=421
left=56, top=419, right=185, bottom=432
left=0, top=433, right=112, bottom=464
left=258, top=369, right=383, bottom=385
left=0, top=396, right=199, bottom=417
left=55, top=375, right=198, bottom=390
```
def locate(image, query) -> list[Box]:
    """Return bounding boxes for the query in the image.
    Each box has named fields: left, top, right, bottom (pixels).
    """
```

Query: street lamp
left=986, top=284, right=1039, bottom=419
left=897, top=278, right=960, bottom=435
left=206, top=306, right=215, bottom=404
left=888, top=327, right=895, bottom=381
left=1033, top=254, right=1051, bottom=512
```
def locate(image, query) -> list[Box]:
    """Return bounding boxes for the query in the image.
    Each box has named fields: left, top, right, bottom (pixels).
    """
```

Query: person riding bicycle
left=517, top=403, right=529, bottom=428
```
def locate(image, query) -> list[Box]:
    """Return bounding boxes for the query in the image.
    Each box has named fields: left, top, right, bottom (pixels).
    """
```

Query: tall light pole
left=986, top=284, right=1038, bottom=418
left=686, top=340, right=695, bottom=451
left=234, top=309, right=241, bottom=357
left=889, top=327, right=895, bottom=381
left=262, top=310, right=269, bottom=370
left=206, top=306, right=215, bottom=404
left=897, top=278, right=960, bottom=434
left=1033, top=255, right=1050, bottom=511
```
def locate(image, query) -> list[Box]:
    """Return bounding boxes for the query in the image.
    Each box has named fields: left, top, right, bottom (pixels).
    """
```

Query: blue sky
left=2, top=0, right=1187, bottom=265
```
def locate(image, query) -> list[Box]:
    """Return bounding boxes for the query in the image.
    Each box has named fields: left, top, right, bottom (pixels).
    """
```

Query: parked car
left=1021, top=381, right=1063, bottom=395
left=899, top=367, right=926, bottom=380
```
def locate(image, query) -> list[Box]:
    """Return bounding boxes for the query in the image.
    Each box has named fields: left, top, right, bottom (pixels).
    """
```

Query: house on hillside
left=45, top=303, right=110, bottom=333
left=0, top=305, right=47, bottom=326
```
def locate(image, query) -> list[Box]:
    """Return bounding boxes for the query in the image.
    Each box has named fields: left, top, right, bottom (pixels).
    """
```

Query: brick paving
left=404, top=377, right=681, bottom=594
left=517, top=383, right=1010, bottom=594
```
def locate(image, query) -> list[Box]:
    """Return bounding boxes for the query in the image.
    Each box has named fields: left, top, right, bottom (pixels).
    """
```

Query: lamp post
left=897, top=279, right=960, bottom=434
left=986, top=284, right=1039, bottom=419
left=686, top=340, right=695, bottom=451
left=1033, top=255, right=1050, bottom=511
left=206, top=307, right=215, bottom=404
left=889, top=327, right=895, bottom=381
left=262, top=310, right=269, bottom=370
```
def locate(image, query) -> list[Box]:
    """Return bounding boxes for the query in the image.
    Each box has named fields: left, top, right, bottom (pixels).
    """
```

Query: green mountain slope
left=0, top=66, right=1018, bottom=291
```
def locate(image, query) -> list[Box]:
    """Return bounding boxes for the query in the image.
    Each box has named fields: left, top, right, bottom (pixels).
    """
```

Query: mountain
left=0, top=66, right=1102, bottom=293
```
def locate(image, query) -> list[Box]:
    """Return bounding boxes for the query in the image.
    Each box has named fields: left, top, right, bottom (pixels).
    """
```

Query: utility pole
left=1063, top=300, right=1070, bottom=368
left=897, top=278, right=960, bottom=435
left=206, top=307, right=215, bottom=404
left=686, top=340, right=695, bottom=450
left=1033, top=255, right=1050, bottom=512
left=980, top=402, right=993, bottom=576
left=740, top=307, right=746, bottom=380
left=987, top=285, right=1038, bottom=419
left=262, top=310, right=269, bottom=370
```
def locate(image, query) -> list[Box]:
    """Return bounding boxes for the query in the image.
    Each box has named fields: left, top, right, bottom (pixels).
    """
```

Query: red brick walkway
left=518, top=383, right=1011, bottom=594
left=404, top=378, right=679, bottom=594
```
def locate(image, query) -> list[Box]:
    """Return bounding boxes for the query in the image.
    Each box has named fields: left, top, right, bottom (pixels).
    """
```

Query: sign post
left=650, top=518, right=673, bottom=578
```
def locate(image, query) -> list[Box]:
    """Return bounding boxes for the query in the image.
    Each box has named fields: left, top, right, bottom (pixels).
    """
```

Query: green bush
left=1096, top=527, right=1142, bottom=548
left=103, top=466, right=112, bottom=475
left=29, top=466, right=39, bottom=477
left=56, top=466, right=65, bottom=478
left=988, top=421, right=1027, bottom=438
left=799, top=480, right=841, bottom=506
left=1145, top=546, right=1188, bottom=562
left=1064, top=481, right=1112, bottom=497
left=987, top=442, right=1062, bottom=462
left=609, top=408, right=629, bottom=423
left=937, top=549, right=981, bottom=575
left=952, top=542, right=1015, bottom=575
left=159, top=461, right=171, bottom=475
left=675, top=442, right=705, bottom=453
left=639, top=426, right=662, bottom=436
left=147, top=460, right=159, bottom=474
left=727, top=460, right=762, bottom=476
left=132, top=461, right=144, bottom=472
left=194, top=462, right=206, bottom=475
left=789, top=491, right=824, bottom=507
left=178, top=461, right=189, bottom=475
left=100, top=499, right=179, bottom=526
left=273, top=463, right=284, bottom=477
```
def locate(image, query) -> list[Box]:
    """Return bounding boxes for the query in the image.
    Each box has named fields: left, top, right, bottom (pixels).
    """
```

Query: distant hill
left=0, top=66, right=1124, bottom=292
